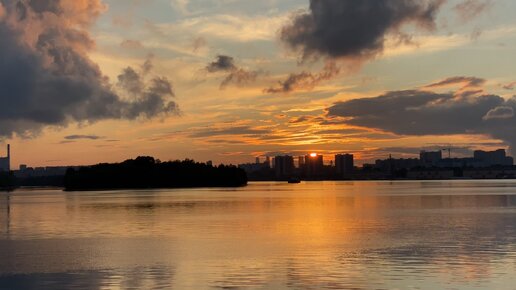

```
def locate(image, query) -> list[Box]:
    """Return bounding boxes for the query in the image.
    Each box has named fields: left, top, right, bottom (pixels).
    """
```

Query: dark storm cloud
left=327, top=81, right=516, bottom=152
left=0, top=0, right=178, bottom=139
left=205, top=55, right=260, bottom=89
left=280, top=0, right=444, bottom=61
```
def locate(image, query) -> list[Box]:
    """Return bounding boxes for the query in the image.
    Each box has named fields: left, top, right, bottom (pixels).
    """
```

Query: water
left=0, top=181, right=515, bottom=289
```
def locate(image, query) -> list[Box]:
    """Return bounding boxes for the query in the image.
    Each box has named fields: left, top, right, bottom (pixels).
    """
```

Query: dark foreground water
left=0, top=181, right=515, bottom=289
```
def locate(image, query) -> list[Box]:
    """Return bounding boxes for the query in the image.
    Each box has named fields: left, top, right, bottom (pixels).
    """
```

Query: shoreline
left=249, top=177, right=516, bottom=182
left=4, top=178, right=516, bottom=193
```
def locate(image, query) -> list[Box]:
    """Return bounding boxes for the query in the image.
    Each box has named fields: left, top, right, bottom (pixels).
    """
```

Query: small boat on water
left=287, top=177, right=301, bottom=184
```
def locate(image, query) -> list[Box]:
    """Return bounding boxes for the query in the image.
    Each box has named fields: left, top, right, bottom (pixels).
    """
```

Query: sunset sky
left=1, top=0, right=516, bottom=168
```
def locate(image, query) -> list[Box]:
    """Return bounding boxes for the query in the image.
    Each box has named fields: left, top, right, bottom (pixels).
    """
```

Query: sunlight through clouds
left=3, top=0, right=516, bottom=167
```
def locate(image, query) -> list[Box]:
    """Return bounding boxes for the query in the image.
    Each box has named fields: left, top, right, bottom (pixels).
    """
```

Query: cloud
left=280, top=0, right=444, bottom=61
left=206, top=55, right=237, bottom=72
left=270, top=0, right=444, bottom=93
left=120, top=39, right=144, bottom=49
left=424, top=76, right=486, bottom=89
left=265, top=62, right=340, bottom=94
left=502, top=81, right=516, bottom=90
left=171, top=0, right=190, bottom=14
left=205, top=55, right=261, bottom=89
left=117, top=67, right=144, bottom=96
left=192, top=36, right=206, bottom=53
left=454, top=0, right=492, bottom=23
left=143, top=12, right=289, bottom=48
left=189, top=125, right=268, bottom=138
left=64, top=135, right=103, bottom=140
left=327, top=78, right=516, bottom=152
left=327, top=90, right=500, bottom=135
left=116, top=57, right=178, bottom=118
left=288, top=115, right=315, bottom=124
left=220, top=69, right=260, bottom=89
left=483, top=106, right=514, bottom=120
left=0, top=0, right=178, bottom=139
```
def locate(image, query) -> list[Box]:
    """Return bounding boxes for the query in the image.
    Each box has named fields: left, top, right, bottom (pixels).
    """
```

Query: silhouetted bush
left=64, top=156, right=247, bottom=190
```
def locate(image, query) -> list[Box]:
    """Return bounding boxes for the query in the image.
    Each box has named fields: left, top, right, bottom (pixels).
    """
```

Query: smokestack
left=7, top=144, right=10, bottom=171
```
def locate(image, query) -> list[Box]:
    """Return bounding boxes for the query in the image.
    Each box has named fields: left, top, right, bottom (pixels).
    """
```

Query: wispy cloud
left=64, top=135, right=104, bottom=140
left=454, top=0, right=493, bottom=23
left=154, top=13, right=289, bottom=42
left=265, top=62, right=340, bottom=94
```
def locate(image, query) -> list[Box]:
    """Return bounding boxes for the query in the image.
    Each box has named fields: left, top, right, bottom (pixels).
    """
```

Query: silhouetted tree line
left=0, top=171, right=15, bottom=189
left=0, top=172, right=65, bottom=189
left=64, top=156, right=247, bottom=190
left=18, top=176, right=65, bottom=187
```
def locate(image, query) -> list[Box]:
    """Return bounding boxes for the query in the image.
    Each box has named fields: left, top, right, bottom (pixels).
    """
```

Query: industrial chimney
left=6, top=144, right=10, bottom=171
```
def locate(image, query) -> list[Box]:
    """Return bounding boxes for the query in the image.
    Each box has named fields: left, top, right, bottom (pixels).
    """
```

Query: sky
left=1, top=0, right=516, bottom=168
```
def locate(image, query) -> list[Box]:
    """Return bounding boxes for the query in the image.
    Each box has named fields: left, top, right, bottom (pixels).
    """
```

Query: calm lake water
left=0, top=181, right=515, bottom=289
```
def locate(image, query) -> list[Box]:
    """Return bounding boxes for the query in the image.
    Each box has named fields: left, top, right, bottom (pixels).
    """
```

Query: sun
left=310, top=153, right=318, bottom=157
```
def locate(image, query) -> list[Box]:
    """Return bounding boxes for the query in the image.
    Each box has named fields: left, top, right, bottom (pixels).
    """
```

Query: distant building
left=474, top=149, right=513, bottom=166
left=436, top=158, right=480, bottom=168
left=238, top=162, right=269, bottom=174
left=420, top=150, right=442, bottom=167
left=407, top=168, right=455, bottom=180
left=265, top=156, right=271, bottom=168
left=298, top=156, right=305, bottom=168
left=463, top=168, right=516, bottom=179
left=0, top=145, right=10, bottom=172
left=304, top=154, right=324, bottom=177
left=274, top=155, right=295, bottom=178
left=368, top=148, right=516, bottom=172
left=14, top=165, right=72, bottom=178
left=335, top=154, right=354, bottom=176
left=375, top=158, right=420, bottom=172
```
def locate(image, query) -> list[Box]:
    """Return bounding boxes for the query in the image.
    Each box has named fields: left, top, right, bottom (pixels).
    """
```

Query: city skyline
left=243, top=148, right=514, bottom=167
left=1, top=0, right=516, bottom=168
left=238, top=148, right=516, bottom=181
